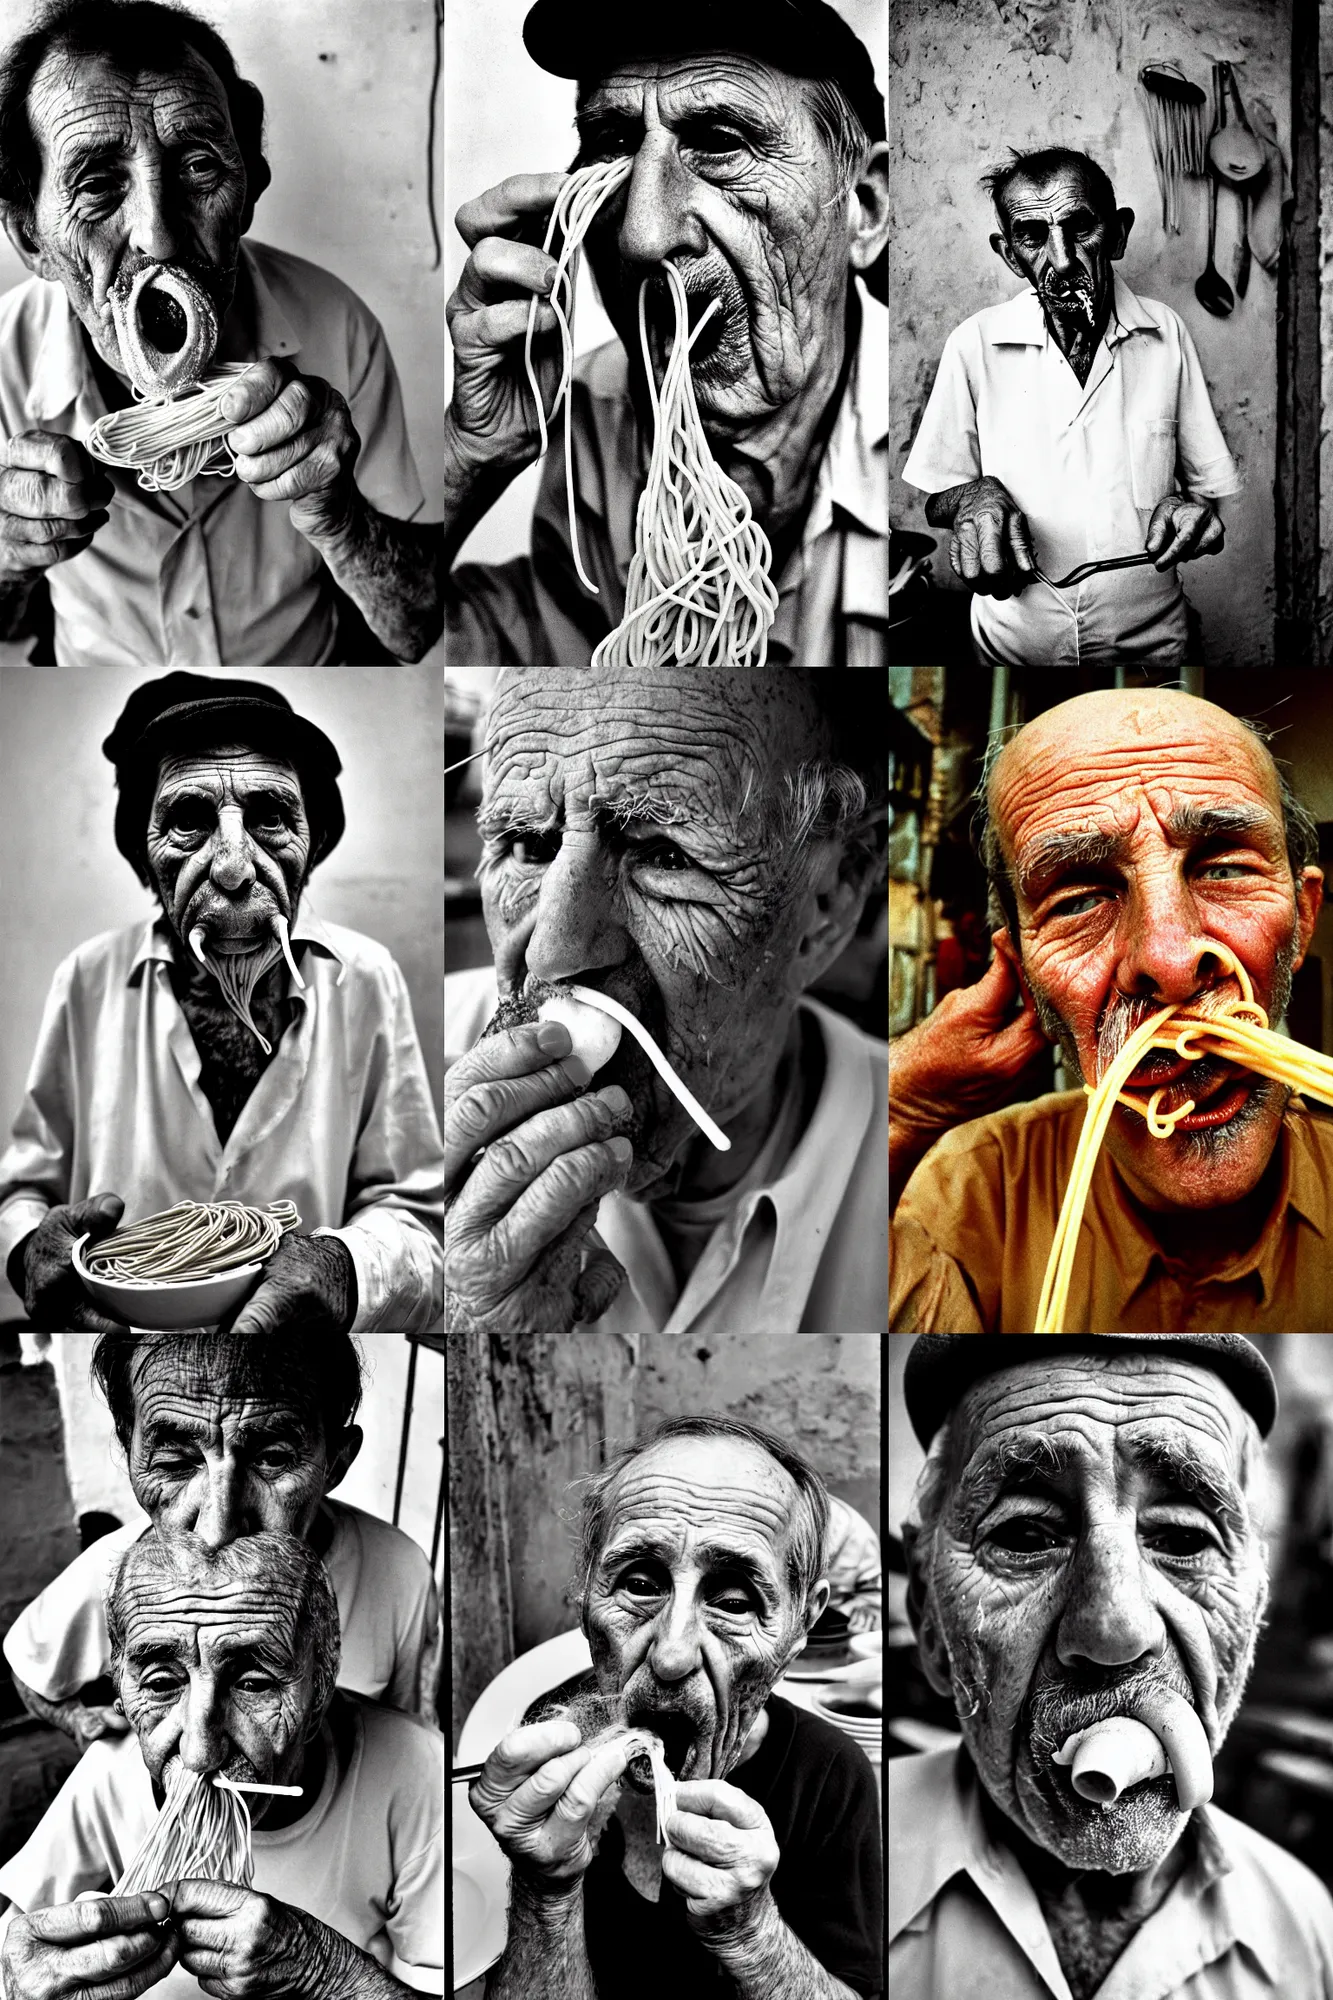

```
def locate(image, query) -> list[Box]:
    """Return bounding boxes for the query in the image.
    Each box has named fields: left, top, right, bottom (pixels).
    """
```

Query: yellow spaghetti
left=84, top=1201, right=300, bottom=1286
left=524, top=163, right=778, bottom=666
left=1037, top=941, right=1333, bottom=1332
left=112, top=1763, right=254, bottom=1895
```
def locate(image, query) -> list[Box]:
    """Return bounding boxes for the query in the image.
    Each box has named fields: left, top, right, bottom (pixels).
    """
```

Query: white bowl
left=72, top=1234, right=263, bottom=1330
left=849, top=1632, right=883, bottom=1660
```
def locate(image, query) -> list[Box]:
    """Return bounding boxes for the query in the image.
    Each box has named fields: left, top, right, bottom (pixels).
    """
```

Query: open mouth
left=626, top=1710, right=696, bottom=1786
left=139, top=286, right=188, bottom=353
left=1119, top=1051, right=1253, bottom=1132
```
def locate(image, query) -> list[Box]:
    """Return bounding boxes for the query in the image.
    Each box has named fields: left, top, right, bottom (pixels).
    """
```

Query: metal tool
left=1031, top=551, right=1159, bottom=590
left=1196, top=66, right=1236, bottom=318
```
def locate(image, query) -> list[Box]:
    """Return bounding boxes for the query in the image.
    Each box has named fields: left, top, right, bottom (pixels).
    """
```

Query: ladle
left=1208, top=61, right=1265, bottom=186
left=1195, top=154, right=1234, bottom=317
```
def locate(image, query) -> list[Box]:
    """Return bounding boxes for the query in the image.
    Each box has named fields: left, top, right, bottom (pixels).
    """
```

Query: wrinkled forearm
left=300, top=489, right=442, bottom=662
left=485, top=1878, right=598, bottom=2000
left=10, top=1675, right=89, bottom=1745
left=700, top=1893, right=860, bottom=2000
left=291, top=1916, right=418, bottom=1998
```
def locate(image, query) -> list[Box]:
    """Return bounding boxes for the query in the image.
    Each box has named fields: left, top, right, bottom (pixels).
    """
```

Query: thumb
left=573, top=1232, right=625, bottom=1324
left=161, top=1876, right=248, bottom=1919
left=61, top=1193, right=124, bottom=1243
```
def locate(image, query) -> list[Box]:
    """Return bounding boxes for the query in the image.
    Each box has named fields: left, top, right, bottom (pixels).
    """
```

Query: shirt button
left=185, top=606, right=201, bottom=620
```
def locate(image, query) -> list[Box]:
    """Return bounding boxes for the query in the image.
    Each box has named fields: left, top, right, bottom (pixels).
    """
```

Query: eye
left=1049, top=890, right=1110, bottom=917
left=139, top=1674, right=183, bottom=1697
left=618, top=1567, right=665, bottom=1598
left=506, top=829, right=562, bottom=866
left=234, top=1673, right=279, bottom=1692
left=166, top=801, right=213, bottom=835
left=681, top=119, right=747, bottom=154
left=632, top=839, right=693, bottom=873
left=1144, top=1523, right=1217, bottom=1560
left=1196, top=862, right=1253, bottom=880
left=987, top=1517, right=1063, bottom=1555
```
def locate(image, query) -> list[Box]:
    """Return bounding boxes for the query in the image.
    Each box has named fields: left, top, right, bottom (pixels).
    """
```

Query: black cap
left=522, top=0, right=886, bottom=300
left=903, top=1335, right=1278, bottom=1450
left=102, top=673, right=345, bottom=888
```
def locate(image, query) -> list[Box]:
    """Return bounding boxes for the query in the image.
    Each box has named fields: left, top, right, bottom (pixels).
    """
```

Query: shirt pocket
left=1130, top=417, right=1178, bottom=510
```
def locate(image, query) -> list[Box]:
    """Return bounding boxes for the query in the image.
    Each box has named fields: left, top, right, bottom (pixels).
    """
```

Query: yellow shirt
left=891, top=1091, right=1333, bottom=1333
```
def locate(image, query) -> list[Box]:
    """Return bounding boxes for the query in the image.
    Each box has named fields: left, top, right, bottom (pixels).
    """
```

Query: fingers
left=453, top=1085, right=632, bottom=1228
left=670, top=1782, right=767, bottom=1828
left=1007, top=507, right=1035, bottom=579
left=445, top=1022, right=590, bottom=1187
left=573, top=1229, right=626, bottom=1323
left=458, top=234, right=559, bottom=311
left=449, top=295, right=560, bottom=356
left=484, top=1135, right=633, bottom=1279
left=6, top=431, right=112, bottom=497
left=454, top=171, right=569, bottom=248
left=216, top=360, right=291, bottom=428
left=481, top=1719, right=583, bottom=1792
left=27, top=1895, right=170, bottom=1943
left=953, top=509, right=1023, bottom=596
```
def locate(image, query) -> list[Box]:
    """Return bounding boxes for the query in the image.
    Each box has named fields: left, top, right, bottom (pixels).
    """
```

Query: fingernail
left=537, top=1021, right=570, bottom=1054
left=600, top=1085, right=631, bottom=1115
left=610, top=1136, right=633, bottom=1164
left=562, top=1054, right=592, bottom=1087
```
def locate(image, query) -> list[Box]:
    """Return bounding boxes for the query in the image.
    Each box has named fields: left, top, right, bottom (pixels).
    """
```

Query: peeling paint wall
left=891, top=0, right=1292, bottom=666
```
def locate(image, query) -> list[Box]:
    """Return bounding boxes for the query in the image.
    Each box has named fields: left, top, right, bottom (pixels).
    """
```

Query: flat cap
left=903, top=1335, right=1278, bottom=1450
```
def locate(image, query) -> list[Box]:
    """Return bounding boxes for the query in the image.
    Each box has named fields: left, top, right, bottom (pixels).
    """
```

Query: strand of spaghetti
left=85, top=1200, right=300, bottom=1284
left=566, top=984, right=731, bottom=1151
left=86, top=364, right=252, bottom=492
left=621, top=1730, right=677, bottom=1847
left=112, top=1764, right=253, bottom=1895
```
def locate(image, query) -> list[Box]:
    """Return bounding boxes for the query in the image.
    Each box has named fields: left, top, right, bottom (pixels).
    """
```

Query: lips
left=1119, top=1051, right=1252, bottom=1130
left=626, top=1709, right=697, bottom=1784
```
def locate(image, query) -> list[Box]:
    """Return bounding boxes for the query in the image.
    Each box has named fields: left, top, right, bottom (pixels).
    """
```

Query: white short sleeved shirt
left=901, top=274, right=1241, bottom=666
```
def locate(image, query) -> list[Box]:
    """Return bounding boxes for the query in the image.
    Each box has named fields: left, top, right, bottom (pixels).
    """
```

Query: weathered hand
left=1145, top=494, right=1224, bottom=569
left=446, top=172, right=569, bottom=477
left=469, top=1718, right=638, bottom=1889
left=446, top=1018, right=631, bottom=1336
left=72, top=1700, right=133, bottom=1751
left=220, top=361, right=360, bottom=538
left=945, top=476, right=1036, bottom=598
left=890, top=939, right=1048, bottom=1176
left=663, top=1781, right=780, bottom=1937
left=166, top=1879, right=341, bottom=1999
left=0, top=1892, right=178, bottom=1999
left=21, top=1194, right=127, bottom=1331
left=221, top=1233, right=357, bottom=1336
left=0, top=432, right=113, bottom=581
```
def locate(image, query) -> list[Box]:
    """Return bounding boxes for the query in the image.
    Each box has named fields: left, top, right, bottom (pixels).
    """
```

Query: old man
left=890, top=688, right=1329, bottom=1332
left=4, top=1329, right=439, bottom=1750
left=471, top=1415, right=883, bottom=1997
left=891, top=1333, right=1333, bottom=1999
left=445, top=666, right=889, bottom=1339
left=0, top=1529, right=443, bottom=1996
left=0, top=0, right=440, bottom=665
left=902, top=147, right=1239, bottom=667
left=444, top=0, right=889, bottom=666
left=0, top=672, right=443, bottom=1334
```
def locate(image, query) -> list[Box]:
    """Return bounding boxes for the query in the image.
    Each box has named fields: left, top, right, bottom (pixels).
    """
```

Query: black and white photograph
left=888, top=1334, right=1333, bottom=1998
left=0, top=0, right=444, bottom=668
left=442, top=0, right=888, bottom=667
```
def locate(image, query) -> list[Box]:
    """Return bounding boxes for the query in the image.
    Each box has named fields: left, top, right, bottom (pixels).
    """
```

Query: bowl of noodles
left=71, top=1199, right=299, bottom=1329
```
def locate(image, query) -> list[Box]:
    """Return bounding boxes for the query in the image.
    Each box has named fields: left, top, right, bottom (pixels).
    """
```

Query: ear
left=990, top=229, right=1024, bottom=280
left=1110, top=206, right=1134, bottom=259
left=804, top=1578, right=832, bottom=1631
left=848, top=140, right=890, bottom=274
left=789, top=824, right=887, bottom=994
left=324, top=1423, right=363, bottom=1492
left=1, top=202, right=48, bottom=278
left=1293, top=866, right=1324, bottom=971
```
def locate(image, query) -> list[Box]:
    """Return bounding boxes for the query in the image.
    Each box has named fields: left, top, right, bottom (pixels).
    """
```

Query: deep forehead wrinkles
left=120, top=1588, right=299, bottom=1637
left=136, top=1390, right=313, bottom=1443
left=603, top=1462, right=797, bottom=1553
left=951, top=1358, right=1250, bottom=1508
left=154, top=749, right=301, bottom=802
left=584, top=54, right=793, bottom=129
left=1003, top=171, right=1102, bottom=227
left=34, top=53, right=231, bottom=165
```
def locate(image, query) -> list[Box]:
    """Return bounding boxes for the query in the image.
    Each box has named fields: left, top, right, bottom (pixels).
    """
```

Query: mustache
left=1027, top=1660, right=1195, bottom=1764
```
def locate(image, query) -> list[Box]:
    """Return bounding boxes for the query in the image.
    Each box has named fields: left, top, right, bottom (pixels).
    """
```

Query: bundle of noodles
left=622, top=1729, right=678, bottom=1848
left=112, top=1764, right=253, bottom=1895
left=84, top=1200, right=300, bottom=1285
left=525, top=163, right=778, bottom=667
left=1139, top=64, right=1208, bottom=233
left=187, top=913, right=306, bottom=1056
left=86, top=261, right=248, bottom=492
left=1036, top=940, right=1333, bottom=1332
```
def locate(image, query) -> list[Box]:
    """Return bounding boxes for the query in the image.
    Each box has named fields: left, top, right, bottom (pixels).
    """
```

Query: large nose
left=1056, top=1518, right=1167, bottom=1672
left=647, top=1585, right=706, bottom=1685
left=617, top=131, right=708, bottom=271
left=191, top=1445, right=247, bottom=1550
left=521, top=832, right=630, bottom=985
left=1046, top=223, right=1077, bottom=277
left=176, top=1675, right=230, bottom=1775
left=1115, top=874, right=1224, bottom=1005
left=123, top=152, right=183, bottom=265
left=209, top=803, right=257, bottom=897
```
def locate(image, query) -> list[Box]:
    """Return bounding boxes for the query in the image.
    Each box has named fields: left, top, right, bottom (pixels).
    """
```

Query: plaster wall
left=0, top=0, right=444, bottom=516
left=0, top=665, right=443, bottom=1326
left=891, top=0, right=1292, bottom=668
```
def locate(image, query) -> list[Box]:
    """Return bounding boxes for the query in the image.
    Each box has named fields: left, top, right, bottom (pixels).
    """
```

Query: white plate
left=452, top=1786, right=508, bottom=1986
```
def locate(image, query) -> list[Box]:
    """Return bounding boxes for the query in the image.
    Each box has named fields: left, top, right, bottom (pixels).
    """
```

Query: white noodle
left=111, top=1764, right=253, bottom=1895
left=566, top=984, right=731, bottom=1151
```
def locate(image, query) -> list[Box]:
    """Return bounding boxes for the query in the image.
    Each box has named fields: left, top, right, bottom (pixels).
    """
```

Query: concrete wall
left=0, top=0, right=444, bottom=515
left=891, top=0, right=1291, bottom=667
left=0, top=665, right=443, bottom=1326
left=444, top=0, right=888, bottom=567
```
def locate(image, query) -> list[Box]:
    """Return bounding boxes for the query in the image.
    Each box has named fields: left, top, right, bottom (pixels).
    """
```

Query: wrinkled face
left=146, top=743, right=310, bottom=956
left=917, top=1356, right=1267, bottom=1873
left=20, top=46, right=248, bottom=377
left=126, top=1342, right=343, bottom=1547
left=116, top=1560, right=316, bottom=1807
left=578, top=55, right=858, bottom=428
left=995, top=692, right=1323, bottom=1211
left=478, top=668, right=847, bottom=1192
left=994, top=167, right=1123, bottom=331
left=583, top=1437, right=820, bottom=1786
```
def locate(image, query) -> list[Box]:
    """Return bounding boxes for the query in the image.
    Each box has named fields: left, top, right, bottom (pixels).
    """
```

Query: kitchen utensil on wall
left=1139, top=62, right=1208, bottom=233
left=1196, top=174, right=1234, bottom=317
left=1246, top=98, right=1293, bottom=271
left=1207, top=62, right=1266, bottom=187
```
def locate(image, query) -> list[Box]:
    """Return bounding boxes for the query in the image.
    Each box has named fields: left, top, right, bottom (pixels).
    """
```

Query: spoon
left=1208, top=61, right=1265, bottom=187
left=1196, top=164, right=1234, bottom=317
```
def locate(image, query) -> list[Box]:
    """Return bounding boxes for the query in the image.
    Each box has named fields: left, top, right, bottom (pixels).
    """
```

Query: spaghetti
left=623, top=1729, right=678, bottom=1848
left=524, top=163, right=778, bottom=666
left=564, top=984, right=731, bottom=1152
left=112, top=1762, right=254, bottom=1895
left=1036, top=941, right=1333, bottom=1332
left=84, top=1201, right=301, bottom=1286
left=86, top=366, right=251, bottom=494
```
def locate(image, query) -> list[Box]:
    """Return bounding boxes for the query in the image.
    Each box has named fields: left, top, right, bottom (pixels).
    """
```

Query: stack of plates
left=811, top=1684, right=883, bottom=1763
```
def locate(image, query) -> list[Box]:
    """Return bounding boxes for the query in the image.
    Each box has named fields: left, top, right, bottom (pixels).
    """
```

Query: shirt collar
left=23, top=239, right=299, bottom=427
left=985, top=270, right=1160, bottom=350
left=128, top=909, right=346, bottom=985
left=806, top=278, right=887, bottom=543
left=890, top=1747, right=1284, bottom=1990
